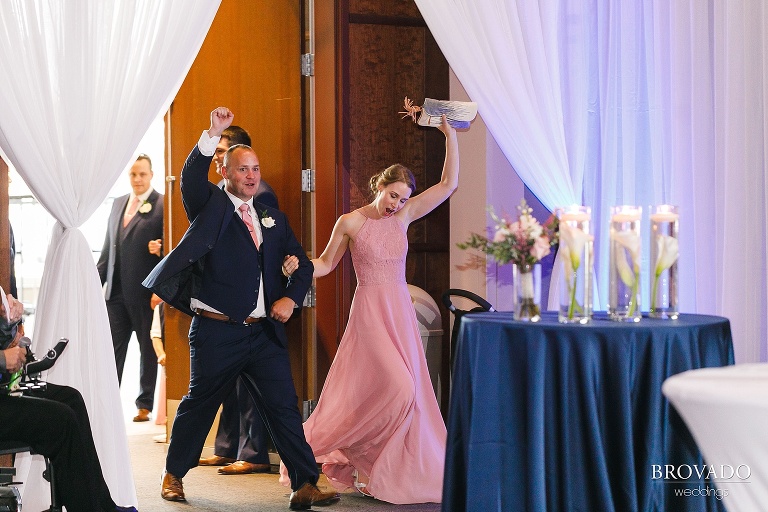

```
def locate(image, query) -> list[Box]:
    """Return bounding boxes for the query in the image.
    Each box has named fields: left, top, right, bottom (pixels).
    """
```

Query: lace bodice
left=350, top=213, right=407, bottom=286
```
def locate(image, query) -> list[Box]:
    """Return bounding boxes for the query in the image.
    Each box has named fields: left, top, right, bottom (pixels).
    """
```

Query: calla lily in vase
left=651, top=234, right=679, bottom=313
left=608, top=206, right=642, bottom=321
left=612, top=229, right=641, bottom=317
left=559, top=222, right=591, bottom=320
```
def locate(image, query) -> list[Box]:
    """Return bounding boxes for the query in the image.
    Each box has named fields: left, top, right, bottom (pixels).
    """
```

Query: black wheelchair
left=1, top=338, right=69, bottom=512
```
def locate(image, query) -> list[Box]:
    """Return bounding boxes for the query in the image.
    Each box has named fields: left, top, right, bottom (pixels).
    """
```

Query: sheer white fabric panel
left=418, top=0, right=768, bottom=362
left=414, top=0, right=592, bottom=310
left=0, top=1, right=221, bottom=507
left=414, top=1, right=584, bottom=210
left=711, top=0, right=768, bottom=362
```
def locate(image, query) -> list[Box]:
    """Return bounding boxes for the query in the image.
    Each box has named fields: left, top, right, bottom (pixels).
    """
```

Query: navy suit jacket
left=97, top=189, right=163, bottom=301
left=142, top=146, right=312, bottom=348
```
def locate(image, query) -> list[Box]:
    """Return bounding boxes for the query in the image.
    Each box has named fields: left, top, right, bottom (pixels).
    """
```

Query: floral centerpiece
left=458, top=199, right=559, bottom=320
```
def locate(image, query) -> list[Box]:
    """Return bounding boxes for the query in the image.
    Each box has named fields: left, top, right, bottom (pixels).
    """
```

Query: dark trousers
left=214, top=376, right=269, bottom=464
left=107, top=293, right=157, bottom=411
left=166, top=316, right=318, bottom=490
left=0, top=384, right=115, bottom=512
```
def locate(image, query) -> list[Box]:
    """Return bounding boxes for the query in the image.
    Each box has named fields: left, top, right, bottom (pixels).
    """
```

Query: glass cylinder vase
left=555, top=205, right=593, bottom=324
left=609, top=205, right=642, bottom=322
left=512, top=263, right=541, bottom=322
left=649, top=205, right=679, bottom=319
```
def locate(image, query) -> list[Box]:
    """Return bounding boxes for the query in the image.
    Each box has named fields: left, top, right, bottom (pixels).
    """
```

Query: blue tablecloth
left=442, top=312, right=734, bottom=512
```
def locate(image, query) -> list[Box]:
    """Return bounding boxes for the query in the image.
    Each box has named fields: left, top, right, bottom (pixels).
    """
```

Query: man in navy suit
left=144, top=107, right=339, bottom=509
left=199, top=124, right=275, bottom=476
left=97, top=154, right=163, bottom=423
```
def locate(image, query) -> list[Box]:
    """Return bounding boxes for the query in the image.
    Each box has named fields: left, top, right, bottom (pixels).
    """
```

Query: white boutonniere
left=260, top=210, right=275, bottom=228
left=138, top=201, right=152, bottom=214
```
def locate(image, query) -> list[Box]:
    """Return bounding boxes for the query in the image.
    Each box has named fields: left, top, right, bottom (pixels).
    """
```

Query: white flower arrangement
left=138, top=201, right=152, bottom=214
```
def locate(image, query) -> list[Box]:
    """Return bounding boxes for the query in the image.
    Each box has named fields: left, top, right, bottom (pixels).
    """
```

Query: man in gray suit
left=97, top=154, right=163, bottom=422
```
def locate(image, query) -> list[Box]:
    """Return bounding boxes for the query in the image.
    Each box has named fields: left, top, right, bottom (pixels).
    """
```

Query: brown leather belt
left=194, top=309, right=264, bottom=325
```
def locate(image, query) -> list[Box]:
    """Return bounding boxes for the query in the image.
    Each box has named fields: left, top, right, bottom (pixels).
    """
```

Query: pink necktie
left=239, top=203, right=260, bottom=249
left=123, top=196, right=140, bottom=227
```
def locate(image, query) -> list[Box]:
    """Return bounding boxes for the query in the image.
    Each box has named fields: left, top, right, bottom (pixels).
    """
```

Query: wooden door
left=315, top=0, right=451, bottom=412
left=163, top=0, right=305, bottom=425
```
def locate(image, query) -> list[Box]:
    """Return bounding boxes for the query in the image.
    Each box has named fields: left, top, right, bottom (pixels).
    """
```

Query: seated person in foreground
left=0, top=292, right=137, bottom=512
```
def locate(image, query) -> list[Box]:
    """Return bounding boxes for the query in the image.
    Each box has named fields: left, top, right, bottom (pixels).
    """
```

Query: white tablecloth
left=663, top=363, right=768, bottom=512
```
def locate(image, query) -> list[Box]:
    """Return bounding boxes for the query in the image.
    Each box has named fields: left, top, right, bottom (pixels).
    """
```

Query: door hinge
left=301, top=53, right=314, bottom=76
left=301, top=169, right=315, bottom=192
left=304, top=284, right=316, bottom=308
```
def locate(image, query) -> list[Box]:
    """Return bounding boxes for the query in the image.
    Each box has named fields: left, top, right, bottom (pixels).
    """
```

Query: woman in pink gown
left=280, top=115, right=459, bottom=504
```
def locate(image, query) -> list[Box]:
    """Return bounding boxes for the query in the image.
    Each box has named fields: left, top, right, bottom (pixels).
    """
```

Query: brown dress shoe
left=133, top=408, right=150, bottom=422
left=218, top=460, right=272, bottom=474
left=289, top=482, right=341, bottom=510
left=161, top=470, right=185, bottom=501
left=198, top=455, right=237, bottom=466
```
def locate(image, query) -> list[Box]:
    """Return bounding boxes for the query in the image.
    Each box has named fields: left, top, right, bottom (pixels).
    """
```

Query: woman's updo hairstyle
left=369, top=164, right=416, bottom=198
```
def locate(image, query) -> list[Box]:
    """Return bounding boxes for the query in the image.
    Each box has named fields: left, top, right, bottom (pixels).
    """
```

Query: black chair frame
left=0, top=441, right=60, bottom=512
left=441, top=289, right=496, bottom=372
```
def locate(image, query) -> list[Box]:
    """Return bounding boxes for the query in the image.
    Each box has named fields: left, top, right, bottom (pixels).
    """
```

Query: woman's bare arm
left=311, top=213, right=355, bottom=277
left=399, top=115, right=459, bottom=224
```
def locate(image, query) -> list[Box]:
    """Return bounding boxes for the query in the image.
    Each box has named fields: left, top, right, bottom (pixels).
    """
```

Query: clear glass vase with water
left=555, top=205, right=593, bottom=324
left=649, top=205, right=679, bottom=319
left=609, top=205, right=642, bottom=322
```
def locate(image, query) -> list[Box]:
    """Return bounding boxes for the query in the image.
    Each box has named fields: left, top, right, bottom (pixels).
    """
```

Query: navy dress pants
left=165, top=316, right=318, bottom=490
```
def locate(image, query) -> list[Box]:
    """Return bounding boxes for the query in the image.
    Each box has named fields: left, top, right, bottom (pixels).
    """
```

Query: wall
left=449, top=71, right=524, bottom=313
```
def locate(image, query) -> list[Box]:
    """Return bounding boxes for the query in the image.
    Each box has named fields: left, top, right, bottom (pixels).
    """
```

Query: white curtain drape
left=0, top=1, right=221, bottom=507
left=417, top=0, right=768, bottom=363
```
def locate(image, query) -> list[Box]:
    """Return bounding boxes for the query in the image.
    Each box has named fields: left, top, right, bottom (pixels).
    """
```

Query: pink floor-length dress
left=281, top=210, right=446, bottom=503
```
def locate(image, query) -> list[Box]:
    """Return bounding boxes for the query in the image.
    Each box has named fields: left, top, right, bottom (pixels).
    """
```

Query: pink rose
left=493, top=228, right=509, bottom=242
left=530, top=236, right=551, bottom=261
